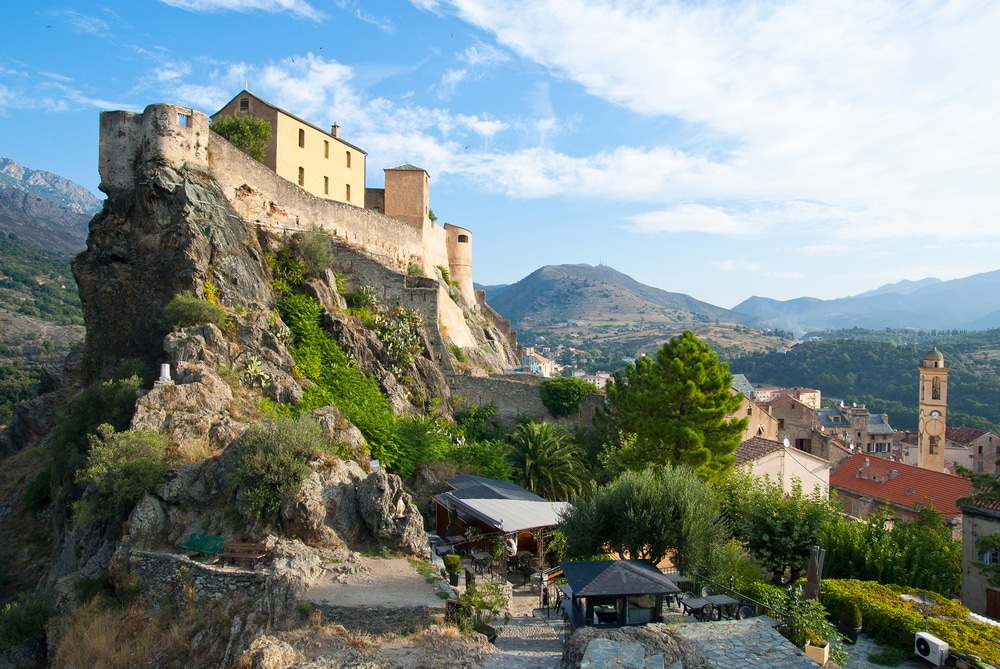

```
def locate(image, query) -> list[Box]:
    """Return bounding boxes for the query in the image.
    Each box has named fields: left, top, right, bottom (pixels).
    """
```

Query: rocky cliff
left=0, top=131, right=521, bottom=666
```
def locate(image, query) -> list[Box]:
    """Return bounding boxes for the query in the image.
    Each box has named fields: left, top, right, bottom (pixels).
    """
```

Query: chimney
left=331, top=123, right=340, bottom=138
left=864, top=457, right=870, bottom=468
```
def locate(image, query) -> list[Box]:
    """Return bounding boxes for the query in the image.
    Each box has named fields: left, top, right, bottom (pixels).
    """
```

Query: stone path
left=484, top=608, right=567, bottom=669
left=839, top=633, right=926, bottom=669
left=671, top=619, right=819, bottom=669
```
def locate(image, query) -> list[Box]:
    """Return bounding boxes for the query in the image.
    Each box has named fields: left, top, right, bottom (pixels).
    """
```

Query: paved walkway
left=839, top=633, right=926, bottom=669
left=483, top=608, right=567, bottom=669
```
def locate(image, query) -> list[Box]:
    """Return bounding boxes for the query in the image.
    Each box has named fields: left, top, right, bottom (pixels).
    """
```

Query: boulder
left=357, top=470, right=429, bottom=559
left=236, top=636, right=302, bottom=669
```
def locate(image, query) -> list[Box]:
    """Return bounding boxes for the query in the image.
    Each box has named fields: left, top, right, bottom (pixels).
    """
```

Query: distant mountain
left=486, top=263, right=738, bottom=331
left=0, top=158, right=101, bottom=255
left=733, top=270, right=1000, bottom=332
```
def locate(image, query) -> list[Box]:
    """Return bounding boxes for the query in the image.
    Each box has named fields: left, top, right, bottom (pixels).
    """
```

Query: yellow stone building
left=212, top=90, right=366, bottom=207
left=917, top=347, right=949, bottom=472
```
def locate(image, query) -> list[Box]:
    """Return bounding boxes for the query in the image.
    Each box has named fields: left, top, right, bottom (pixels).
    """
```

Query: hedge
left=820, top=579, right=1000, bottom=664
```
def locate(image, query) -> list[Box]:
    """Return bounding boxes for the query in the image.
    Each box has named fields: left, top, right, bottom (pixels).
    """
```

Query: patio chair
left=694, top=602, right=715, bottom=622
left=736, top=605, right=755, bottom=620
left=700, top=586, right=714, bottom=597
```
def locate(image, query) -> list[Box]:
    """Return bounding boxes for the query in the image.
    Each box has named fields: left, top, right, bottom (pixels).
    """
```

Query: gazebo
left=558, top=560, right=680, bottom=629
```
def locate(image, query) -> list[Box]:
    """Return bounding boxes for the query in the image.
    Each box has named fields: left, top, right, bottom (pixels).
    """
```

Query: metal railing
left=684, top=572, right=790, bottom=627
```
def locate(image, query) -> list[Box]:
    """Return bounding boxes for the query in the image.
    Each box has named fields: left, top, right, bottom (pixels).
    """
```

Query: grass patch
left=409, top=558, right=441, bottom=583
left=868, top=646, right=909, bottom=666
left=362, top=546, right=395, bottom=559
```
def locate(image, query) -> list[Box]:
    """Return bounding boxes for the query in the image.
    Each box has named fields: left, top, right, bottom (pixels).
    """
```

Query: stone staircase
left=484, top=610, right=567, bottom=669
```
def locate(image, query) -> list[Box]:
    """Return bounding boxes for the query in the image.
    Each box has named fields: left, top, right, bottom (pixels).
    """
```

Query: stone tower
left=917, top=347, right=948, bottom=472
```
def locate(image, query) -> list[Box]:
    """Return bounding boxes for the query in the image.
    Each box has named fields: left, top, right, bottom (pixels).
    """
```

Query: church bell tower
left=917, top=347, right=948, bottom=472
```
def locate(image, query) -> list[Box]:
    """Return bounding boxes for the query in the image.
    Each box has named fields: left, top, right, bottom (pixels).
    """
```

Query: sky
left=2, top=0, right=999, bottom=309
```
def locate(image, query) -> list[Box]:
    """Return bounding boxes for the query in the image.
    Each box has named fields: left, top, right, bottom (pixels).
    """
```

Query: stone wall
left=451, top=374, right=605, bottom=428
left=312, top=603, right=440, bottom=635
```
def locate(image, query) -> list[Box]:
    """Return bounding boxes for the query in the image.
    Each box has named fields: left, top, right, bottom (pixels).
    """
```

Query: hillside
left=485, top=264, right=789, bottom=369
left=733, top=269, right=1000, bottom=333
left=0, top=157, right=101, bottom=254
left=728, top=329, right=1000, bottom=431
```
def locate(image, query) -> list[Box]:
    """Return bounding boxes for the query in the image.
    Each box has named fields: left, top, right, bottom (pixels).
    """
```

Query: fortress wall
left=209, top=136, right=426, bottom=271
left=140, top=104, right=209, bottom=172
left=99, top=110, right=143, bottom=193
left=422, top=224, right=451, bottom=279
left=450, top=375, right=605, bottom=429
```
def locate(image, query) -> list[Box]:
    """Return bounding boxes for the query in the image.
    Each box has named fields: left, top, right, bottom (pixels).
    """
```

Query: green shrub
left=277, top=294, right=401, bottom=469
left=345, top=285, right=379, bottom=310
left=455, top=583, right=509, bottom=635
left=539, top=377, right=596, bottom=418
left=448, top=343, right=468, bottom=363
left=161, top=290, right=227, bottom=330
left=72, top=425, right=170, bottom=527
left=407, top=262, right=424, bottom=277
left=443, top=553, right=463, bottom=574
left=24, top=467, right=52, bottom=512
left=784, top=596, right=847, bottom=666
left=436, top=265, right=456, bottom=287
left=228, top=416, right=327, bottom=520
left=841, top=600, right=862, bottom=628
left=211, top=113, right=271, bottom=161
left=0, top=589, right=53, bottom=649
left=298, top=231, right=335, bottom=277
left=49, top=361, right=149, bottom=485
left=821, top=579, right=1000, bottom=663
left=395, top=415, right=456, bottom=479
left=267, top=248, right=306, bottom=295
left=373, top=306, right=424, bottom=369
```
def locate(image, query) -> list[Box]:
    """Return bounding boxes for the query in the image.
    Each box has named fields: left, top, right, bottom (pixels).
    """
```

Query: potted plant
left=838, top=601, right=862, bottom=644
left=804, top=631, right=830, bottom=666
left=443, top=553, right=463, bottom=587
left=456, top=583, right=510, bottom=644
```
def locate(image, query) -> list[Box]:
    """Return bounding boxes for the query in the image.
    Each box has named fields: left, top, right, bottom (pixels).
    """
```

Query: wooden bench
left=218, top=541, right=268, bottom=567
left=176, top=533, right=225, bottom=557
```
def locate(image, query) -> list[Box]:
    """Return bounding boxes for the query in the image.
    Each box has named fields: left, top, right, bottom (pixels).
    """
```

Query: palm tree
left=507, top=421, right=589, bottom=501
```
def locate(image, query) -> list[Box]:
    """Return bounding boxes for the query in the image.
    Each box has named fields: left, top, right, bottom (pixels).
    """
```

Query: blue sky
left=3, top=1, right=999, bottom=309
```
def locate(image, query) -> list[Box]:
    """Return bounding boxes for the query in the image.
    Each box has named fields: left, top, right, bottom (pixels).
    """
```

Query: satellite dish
left=783, top=438, right=790, bottom=448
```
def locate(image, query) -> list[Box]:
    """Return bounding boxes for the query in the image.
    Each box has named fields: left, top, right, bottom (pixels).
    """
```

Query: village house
left=829, top=453, right=974, bottom=539
left=735, top=436, right=831, bottom=495
left=948, top=427, right=1000, bottom=475
left=759, top=394, right=852, bottom=465
left=213, top=90, right=366, bottom=207
left=751, top=386, right=822, bottom=409
left=960, top=498, right=1000, bottom=620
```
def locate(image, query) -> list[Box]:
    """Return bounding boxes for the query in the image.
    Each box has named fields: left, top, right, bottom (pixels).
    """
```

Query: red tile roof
left=945, top=426, right=990, bottom=444
left=830, top=453, right=974, bottom=519
left=736, top=437, right=785, bottom=466
left=760, top=394, right=796, bottom=409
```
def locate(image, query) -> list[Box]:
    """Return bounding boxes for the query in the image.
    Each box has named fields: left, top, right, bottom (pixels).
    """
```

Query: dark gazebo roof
left=560, top=560, right=680, bottom=597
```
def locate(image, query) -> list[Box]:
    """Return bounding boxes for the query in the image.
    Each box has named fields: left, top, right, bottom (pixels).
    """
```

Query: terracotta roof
left=945, top=426, right=990, bottom=444
left=760, top=394, right=796, bottom=409
left=736, top=437, right=785, bottom=466
left=829, top=453, right=974, bottom=519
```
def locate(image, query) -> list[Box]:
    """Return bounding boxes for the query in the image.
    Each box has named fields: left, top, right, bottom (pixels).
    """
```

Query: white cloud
left=157, top=0, right=323, bottom=21
left=435, top=69, right=467, bottom=100
left=459, top=42, right=509, bottom=67
left=50, top=9, right=111, bottom=35
left=333, top=1, right=393, bottom=32
left=428, top=0, right=1000, bottom=243
left=629, top=205, right=756, bottom=236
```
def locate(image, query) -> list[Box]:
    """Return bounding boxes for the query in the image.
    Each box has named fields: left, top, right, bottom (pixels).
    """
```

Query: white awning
left=443, top=494, right=570, bottom=532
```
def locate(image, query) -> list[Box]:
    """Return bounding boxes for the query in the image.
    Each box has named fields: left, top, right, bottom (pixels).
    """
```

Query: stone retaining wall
left=312, top=603, right=442, bottom=634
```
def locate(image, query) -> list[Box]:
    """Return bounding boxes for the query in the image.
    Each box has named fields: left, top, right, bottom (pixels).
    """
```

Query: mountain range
left=0, top=158, right=102, bottom=255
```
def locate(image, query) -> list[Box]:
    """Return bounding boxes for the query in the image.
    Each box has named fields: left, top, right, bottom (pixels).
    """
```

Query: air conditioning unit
left=914, top=632, right=949, bottom=666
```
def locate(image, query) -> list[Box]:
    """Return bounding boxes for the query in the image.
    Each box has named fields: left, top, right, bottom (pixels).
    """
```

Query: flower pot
left=481, top=624, right=498, bottom=644
left=449, top=572, right=460, bottom=586
left=839, top=623, right=861, bottom=644
left=805, top=641, right=830, bottom=666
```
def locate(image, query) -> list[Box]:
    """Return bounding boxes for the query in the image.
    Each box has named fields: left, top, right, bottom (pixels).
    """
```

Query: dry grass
left=175, top=439, right=218, bottom=465
left=409, top=624, right=463, bottom=648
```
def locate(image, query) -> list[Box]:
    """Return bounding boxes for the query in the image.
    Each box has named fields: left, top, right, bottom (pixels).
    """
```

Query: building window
left=345, top=184, right=351, bottom=201
left=458, top=234, right=469, bottom=243
left=298, top=129, right=305, bottom=148
left=867, top=443, right=876, bottom=453
left=932, top=377, right=941, bottom=400
left=980, top=446, right=984, bottom=454
left=777, top=418, right=785, bottom=430
left=746, top=406, right=753, bottom=416
left=929, top=436, right=940, bottom=454
left=978, top=461, right=985, bottom=472
left=298, top=167, right=304, bottom=186
left=324, top=141, right=329, bottom=158
left=323, top=176, right=329, bottom=194
left=982, top=548, right=1000, bottom=564
left=177, top=113, right=191, bottom=127
left=346, top=151, right=351, bottom=168
left=239, top=97, right=249, bottom=110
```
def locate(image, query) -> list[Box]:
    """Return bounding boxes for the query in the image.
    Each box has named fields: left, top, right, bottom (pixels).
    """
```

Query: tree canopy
left=598, top=330, right=746, bottom=482
left=539, top=376, right=596, bottom=418
left=507, top=421, right=588, bottom=501
left=560, top=466, right=727, bottom=574
left=717, top=470, right=839, bottom=585
left=211, top=114, right=272, bottom=162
